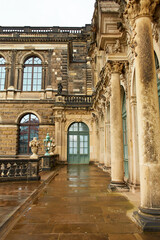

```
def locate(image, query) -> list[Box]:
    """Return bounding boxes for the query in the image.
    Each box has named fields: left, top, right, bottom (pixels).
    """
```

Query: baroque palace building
left=1, top=0, right=160, bottom=230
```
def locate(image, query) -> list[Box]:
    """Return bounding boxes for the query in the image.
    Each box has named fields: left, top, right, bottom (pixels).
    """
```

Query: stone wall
left=0, top=102, right=55, bottom=156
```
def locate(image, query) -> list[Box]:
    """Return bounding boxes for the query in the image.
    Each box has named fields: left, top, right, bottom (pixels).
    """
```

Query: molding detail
left=106, top=61, right=124, bottom=74
left=124, top=0, right=159, bottom=22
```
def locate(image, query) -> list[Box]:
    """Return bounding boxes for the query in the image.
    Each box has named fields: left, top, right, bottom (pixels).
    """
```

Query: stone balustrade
left=0, top=158, right=40, bottom=181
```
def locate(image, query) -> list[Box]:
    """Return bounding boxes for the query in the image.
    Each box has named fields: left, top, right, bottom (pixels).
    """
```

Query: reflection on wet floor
left=4, top=165, right=160, bottom=240
left=0, top=181, right=40, bottom=227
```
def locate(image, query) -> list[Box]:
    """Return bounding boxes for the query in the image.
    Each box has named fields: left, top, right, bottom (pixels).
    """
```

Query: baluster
left=15, top=162, right=21, bottom=177
left=3, top=162, right=8, bottom=177
left=22, top=162, right=27, bottom=177
left=0, top=163, right=2, bottom=177
left=8, top=162, right=15, bottom=177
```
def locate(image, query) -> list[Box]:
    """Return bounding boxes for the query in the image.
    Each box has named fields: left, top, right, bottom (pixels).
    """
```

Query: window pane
left=80, top=142, right=83, bottom=148
left=19, top=126, right=29, bottom=154
left=84, top=136, right=88, bottom=141
left=79, top=123, right=88, bottom=132
left=23, top=57, right=42, bottom=91
left=34, top=58, right=41, bottom=64
left=80, top=135, right=83, bottom=142
left=0, top=57, right=5, bottom=90
left=0, top=57, right=5, bottom=64
left=84, top=148, right=88, bottom=154
left=80, top=148, right=84, bottom=154
left=69, top=148, right=73, bottom=154
left=20, top=114, right=29, bottom=124
left=19, top=114, right=39, bottom=154
left=74, top=148, right=77, bottom=154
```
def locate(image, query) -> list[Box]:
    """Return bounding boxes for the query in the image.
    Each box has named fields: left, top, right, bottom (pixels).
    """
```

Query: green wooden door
left=122, top=94, right=129, bottom=178
left=67, top=122, right=89, bottom=164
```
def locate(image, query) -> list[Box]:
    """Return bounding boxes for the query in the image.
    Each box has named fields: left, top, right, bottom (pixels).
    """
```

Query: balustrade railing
left=0, top=26, right=87, bottom=34
left=0, top=159, right=40, bottom=181
left=64, top=95, right=92, bottom=106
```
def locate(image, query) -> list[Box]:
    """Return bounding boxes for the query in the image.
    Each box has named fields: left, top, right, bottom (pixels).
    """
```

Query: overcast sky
left=1, top=0, right=95, bottom=27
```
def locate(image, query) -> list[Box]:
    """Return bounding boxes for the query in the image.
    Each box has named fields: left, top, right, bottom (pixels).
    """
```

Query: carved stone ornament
left=106, top=61, right=124, bottom=74
left=152, top=23, right=159, bottom=42
left=91, top=112, right=99, bottom=125
left=50, top=139, right=56, bottom=156
left=29, top=137, right=40, bottom=159
left=125, top=0, right=159, bottom=22
left=113, top=39, right=121, bottom=53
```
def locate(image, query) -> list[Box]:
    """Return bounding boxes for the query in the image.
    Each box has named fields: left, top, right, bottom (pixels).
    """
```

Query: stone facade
left=1, top=0, right=160, bottom=231
left=0, top=25, right=93, bottom=159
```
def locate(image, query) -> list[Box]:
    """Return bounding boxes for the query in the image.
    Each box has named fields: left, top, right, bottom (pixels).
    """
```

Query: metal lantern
left=43, top=133, right=52, bottom=156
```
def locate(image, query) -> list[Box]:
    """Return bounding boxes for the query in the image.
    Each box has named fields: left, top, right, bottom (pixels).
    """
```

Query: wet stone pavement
left=4, top=165, right=160, bottom=240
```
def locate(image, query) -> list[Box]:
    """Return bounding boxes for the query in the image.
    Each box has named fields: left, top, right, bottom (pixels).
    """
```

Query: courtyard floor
left=2, top=165, right=160, bottom=240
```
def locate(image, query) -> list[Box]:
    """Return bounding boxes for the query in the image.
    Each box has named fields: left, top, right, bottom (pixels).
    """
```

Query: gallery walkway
left=4, top=165, right=160, bottom=240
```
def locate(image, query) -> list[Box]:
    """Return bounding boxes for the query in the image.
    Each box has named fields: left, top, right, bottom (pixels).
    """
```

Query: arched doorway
left=67, top=122, right=90, bottom=164
left=122, top=93, right=129, bottom=178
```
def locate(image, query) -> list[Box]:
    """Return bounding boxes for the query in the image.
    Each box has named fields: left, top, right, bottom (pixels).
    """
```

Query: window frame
left=18, top=113, right=39, bottom=155
left=0, top=57, right=6, bottom=91
left=22, top=56, right=42, bottom=91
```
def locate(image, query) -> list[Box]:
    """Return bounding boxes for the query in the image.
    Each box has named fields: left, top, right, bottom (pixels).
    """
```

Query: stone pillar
left=17, top=66, right=23, bottom=90
left=54, top=115, right=62, bottom=160
left=108, top=61, right=126, bottom=188
left=125, top=0, right=160, bottom=231
left=91, top=115, right=99, bottom=163
left=99, top=125, right=105, bottom=167
left=130, top=96, right=140, bottom=190
left=8, top=50, right=16, bottom=88
left=104, top=105, right=111, bottom=170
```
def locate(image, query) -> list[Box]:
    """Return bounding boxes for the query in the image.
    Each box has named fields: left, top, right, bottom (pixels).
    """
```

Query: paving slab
left=0, top=167, right=60, bottom=239
left=2, top=165, right=160, bottom=240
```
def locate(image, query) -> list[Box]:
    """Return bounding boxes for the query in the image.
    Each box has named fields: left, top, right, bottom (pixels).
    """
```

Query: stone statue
left=57, top=83, right=63, bottom=95
left=50, top=143, right=56, bottom=155
left=29, top=137, right=40, bottom=159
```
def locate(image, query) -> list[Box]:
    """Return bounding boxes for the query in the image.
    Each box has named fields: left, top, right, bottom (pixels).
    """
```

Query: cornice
left=0, top=36, right=89, bottom=43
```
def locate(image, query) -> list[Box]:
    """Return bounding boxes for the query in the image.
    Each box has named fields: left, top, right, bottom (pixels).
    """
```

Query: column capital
left=124, top=0, right=159, bottom=23
left=106, top=61, right=125, bottom=74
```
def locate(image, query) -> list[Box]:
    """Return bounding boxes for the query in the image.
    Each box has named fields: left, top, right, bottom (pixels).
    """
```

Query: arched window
left=22, top=56, right=42, bottom=91
left=19, top=114, right=39, bottom=154
left=0, top=57, right=6, bottom=90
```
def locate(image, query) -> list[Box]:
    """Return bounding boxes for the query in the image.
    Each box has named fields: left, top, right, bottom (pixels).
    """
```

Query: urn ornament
left=29, top=137, right=40, bottom=159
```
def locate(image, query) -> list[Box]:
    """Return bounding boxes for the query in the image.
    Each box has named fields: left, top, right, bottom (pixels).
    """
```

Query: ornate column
left=108, top=61, right=126, bottom=189
left=54, top=115, right=62, bottom=159
left=99, top=125, right=105, bottom=167
left=104, top=104, right=111, bottom=170
left=4, top=63, right=10, bottom=89
left=130, top=96, right=140, bottom=189
left=125, top=0, right=160, bottom=231
left=91, top=113, right=99, bottom=164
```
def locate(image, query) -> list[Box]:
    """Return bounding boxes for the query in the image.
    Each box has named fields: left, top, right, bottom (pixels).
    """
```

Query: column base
left=103, top=166, right=111, bottom=173
left=98, top=163, right=104, bottom=169
left=108, top=181, right=129, bottom=192
left=133, top=208, right=160, bottom=232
